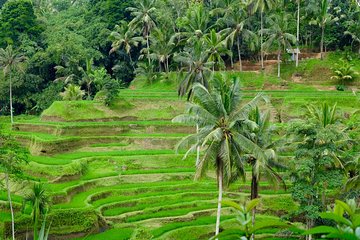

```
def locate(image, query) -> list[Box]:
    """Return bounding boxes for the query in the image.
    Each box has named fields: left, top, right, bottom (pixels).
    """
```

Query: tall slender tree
left=219, top=7, right=256, bottom=71
left=109, top=21, right=144, bottom=66
left=128, top=0, right=157, bottom=64
left=246, top=107, right=286, bottom=226
left=249, top=0, right=276, bottom=70
left=173, top=74, right=267, bottom=238
left=0, top=134, right=28, bottom=240
left=174, top=40, right=213, bottom=99
left=0, top=45, right=27, bottom=124
left=262, top=12, right=296, bottom=78
left=204, top=30, right=231, bottom=72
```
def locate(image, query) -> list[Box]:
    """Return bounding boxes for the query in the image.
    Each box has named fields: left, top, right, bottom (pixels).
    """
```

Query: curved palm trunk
left=6, top=174, right=15, bottom=240
left=320, top=24, right=325, bottom=60
left=215, top=161, right=223, bottom=239
left=237, top=36, right=242, bottom=71
left=9, top=72, right=14, bottom=125
left=296, top=0, right=300, bottom=67
left=260, top=11, right=264, bottom=70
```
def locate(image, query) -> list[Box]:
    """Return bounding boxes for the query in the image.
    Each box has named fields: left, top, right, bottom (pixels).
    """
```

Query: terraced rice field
left=2, top=83, right=358, bottom=239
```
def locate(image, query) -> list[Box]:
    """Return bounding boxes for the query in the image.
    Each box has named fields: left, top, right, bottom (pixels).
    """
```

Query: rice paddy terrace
left=1, top=68, right=359, bottom=239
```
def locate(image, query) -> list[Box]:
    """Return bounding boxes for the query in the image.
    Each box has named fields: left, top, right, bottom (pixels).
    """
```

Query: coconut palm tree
left=171, top=4, right=211, bottom=46
left=0, top=45, right=27, bottom=124
left=128, top=0, right=157, bottom=64
left=204, top=30, right=231, bottom=72
left=149, top=29, right=175, bottom=72
left=262, top=12, right=296, bottom=78
left=219, top=7, right=257, bottom=71
left=295, top=0, right=301, bottom=67
left=23, top=183, right=49, bottom=240
left=245, top=107, right=286, bottom=226
left=173, top=74, right=268, bottom=238
left=109, top=21, right=144, bottom=65
left=310, top=0, right=339, bottom=60
left=249, top=0, right=276, bottom=70
left=78, top=58, right=95, bottom=99
left=174, top=40, right=213, bottom=99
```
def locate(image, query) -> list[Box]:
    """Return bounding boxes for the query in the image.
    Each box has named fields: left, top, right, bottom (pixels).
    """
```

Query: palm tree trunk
left=320, top=24, right=325, bottom=60
left=5, top=173, right=15, bottom=240
left=146, top=33, right=151, bottom=65
left=277, top=47, right=281, bottom=78
left=196, top=124, right=200, bottom=165
left=33, top=205, right=39, bottom=240
left=260, top=11, right=264, bottom=70
left=237, top=36, right=242, bottom=72
left=251, top=167, right=259, bottom=240
left=296, top=0, right=300, bottom=67
left=9, top=72, right=14, bottom=125
left=129, top=53, right=136, bottom=71
left=215, top=161, right=223, bottom=238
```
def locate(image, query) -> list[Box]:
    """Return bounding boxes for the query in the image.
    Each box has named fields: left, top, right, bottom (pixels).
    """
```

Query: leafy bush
left=103, top=79, right=121, bottom=106
left=60, top=84, right=85, bottom=101
left=331, top=59, right=359, bottom=85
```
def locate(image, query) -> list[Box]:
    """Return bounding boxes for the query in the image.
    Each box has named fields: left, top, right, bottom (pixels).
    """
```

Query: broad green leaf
left=245, top=198, right=260, bottom=212
left=303, top=226, right=338, bottom=235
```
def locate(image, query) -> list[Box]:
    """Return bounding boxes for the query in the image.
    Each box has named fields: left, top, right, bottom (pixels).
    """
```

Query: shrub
left=60, top=84, right=85, bottom=101
left=331, top=59, right=359, bottom=86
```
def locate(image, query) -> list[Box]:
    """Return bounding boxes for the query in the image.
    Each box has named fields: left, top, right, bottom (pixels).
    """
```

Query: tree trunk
left=215, top=161, right=223, bottom=238
left=6, top=173, right=15, bottom=240
left=129, top=53, right=135, bottom=71
left=296, top=0, right=300, bottom=67
left=237, top=36, right=242, bottom=72
left=260, top=11, right=264, bottom=70
left=146, top=33, right=151, bottom=65
left=251, top=167, right=259, bottom=240
left=9, top=72, right=14, bottom=125
left=277, top=48, right=281, bottom=78
left=320, top=24, right=325, bottom=60
left=196, top=124, right=200, bottom=165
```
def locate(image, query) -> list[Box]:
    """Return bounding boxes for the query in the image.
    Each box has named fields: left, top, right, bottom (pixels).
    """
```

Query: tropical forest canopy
left=0, top=0, right=359, bottom=114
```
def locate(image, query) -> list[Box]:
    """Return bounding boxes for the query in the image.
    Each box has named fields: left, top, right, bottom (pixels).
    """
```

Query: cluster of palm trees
left=173, top=74, right=286, bottom=237
left=109, top=0, right=358, bottom=87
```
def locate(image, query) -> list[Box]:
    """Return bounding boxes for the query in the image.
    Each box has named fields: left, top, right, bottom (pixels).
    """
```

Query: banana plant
left=215, top=199, right=290, bottom=239
left=304, top=199, right=360, bottom=240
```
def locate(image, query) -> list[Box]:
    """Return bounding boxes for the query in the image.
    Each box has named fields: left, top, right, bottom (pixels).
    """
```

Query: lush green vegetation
left=0, top=0, right=359, bottom=239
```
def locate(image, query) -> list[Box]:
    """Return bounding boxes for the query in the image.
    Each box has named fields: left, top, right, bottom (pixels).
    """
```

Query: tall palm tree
left=23, top=183, right=49, bottom=240
left=78, top=58, right=94, bottom=99
left=246, top=107, right=286, bottom=226
left=109, top=21, right=144, bottom=65
left=249, top=0, right=276, bottom=70
left=204, top=30, right=231, bottom=72
left=262, top=12, right=296, bottom=78
left=174, top=40, right=213, bottom=99
left=173, top=74, right=267, bottom=238
left=313, top=0, right=338, bottom=60
left=149, top=29, right=175, bottom=72
left=295, top=0, right=301, bottom=67
left=0, top=45, right=27, bottom=124
left=219, top=7, right=257, bottom=71
left=171, top=4, right=211, bottom=46
left=128, top=0, right=157, bottom=64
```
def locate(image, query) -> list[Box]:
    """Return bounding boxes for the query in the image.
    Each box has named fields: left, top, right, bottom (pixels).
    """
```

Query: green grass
left=75, top=228, right=134, bottom=240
